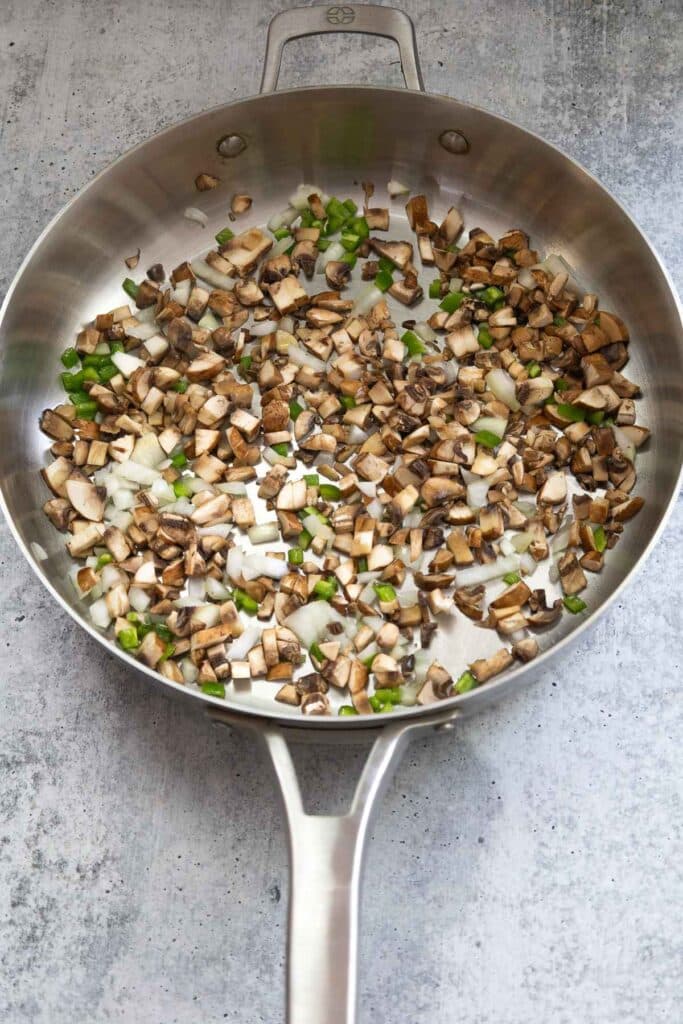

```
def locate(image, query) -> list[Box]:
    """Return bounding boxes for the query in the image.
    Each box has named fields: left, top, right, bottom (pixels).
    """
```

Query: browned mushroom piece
left=195, top=172, right=220, bottom=191
left=231, top=193, right=252, bottom=215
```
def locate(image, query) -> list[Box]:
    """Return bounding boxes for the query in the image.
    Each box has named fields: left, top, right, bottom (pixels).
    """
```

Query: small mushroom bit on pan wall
left=39, top=180, right=648, bottom=716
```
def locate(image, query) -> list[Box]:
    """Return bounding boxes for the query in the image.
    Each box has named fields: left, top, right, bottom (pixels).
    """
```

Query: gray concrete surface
left=1, top=1, right=681, bottom=1021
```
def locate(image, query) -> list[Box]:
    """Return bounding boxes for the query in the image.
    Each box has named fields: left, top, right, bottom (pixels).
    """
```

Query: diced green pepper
left=289, top=400, right=304, bottom=420
left=338, top=705, right=359, bottom=716
left=592, top=526, right=607, bottom=553
left=154, top=623, right=174, bottom=643
left=357, top=556, right=368, bottom=573
left=554, top=379, right=569, bottom=392
left=98, top=362, right=118, bottom=383
left=553, top=315, right=567, bottom=327
left=303, top=474, right=319, bottom=486
left=74, top=401, right=98, bottom=419
left=117, top=627, right=139, bottom=651
left=341, top=252, right=357, bottom=268
left=298, top=528, right=313, bottom=550
left=122, top=278, right=139, bottom=301
left=586, top=410, right=605, bottom=425
left=171, top=452, right=187, bottom=469
left=455, top=670, right=477, bottom=694
left=556, top=403, right=586, bottom=422
left=288, top=547, right=304, bottom=565
left=172, top=378, right=189, bottom=393
left=375, top=268, right=393, bottom=292
left=173, top=480, right=192, bottom=498
left=479, top=285, right=505, bottom=308
left=503, top=572, right=521, bottom=585
left=95, top=553, right=113, bottom=570
left=234, top=589, right=258, bottom=615
left=477, top=325, right=494, bottom=349
left=527, top=362, right=541, bottom=379
left=273, top=227, right=291, bottom=241
left=349, top=215, right=369, bottom=239
left=61, top=370, right=85, bottom=392
left=309, top=642, right=324, bottom=664
left=373, top=687, right=401, bottom=705
left=82, top=367, right=100, bottom=383
left=271, top=442, right=289, bottom=458
left=201, top=681, right=226, bottom=698
left=373, top=582, right=397, bottom=603
left=343, top=198, right=358, bottom=216
left=429, top=279, right=442, bottom=299
left=319, top=484, right=341, bottom=501
left=60, top=347, right=79, bottom=368
left=402, top=330, right=426, bottom=358
left=341, top=232, right=360, bottom=252
left=563, top=595, right=587, bottom=614
left=340, top=395, right=356, bottom=410
left=238, top=356, right=252, bottom=378
left=313, top=577, right=337, bottom=601
left=440, top=290, right=466, bottom=313
left=475, top=430, right=502, bottom=448
left=215, top=226, right=234, bottom=246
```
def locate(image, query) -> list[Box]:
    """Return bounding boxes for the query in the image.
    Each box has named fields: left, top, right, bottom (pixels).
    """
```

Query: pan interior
left=1, top=87, right=681, bottom=722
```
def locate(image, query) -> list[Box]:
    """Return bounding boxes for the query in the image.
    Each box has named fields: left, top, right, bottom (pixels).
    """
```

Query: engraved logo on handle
left=326, top=5, right=355, bottom=24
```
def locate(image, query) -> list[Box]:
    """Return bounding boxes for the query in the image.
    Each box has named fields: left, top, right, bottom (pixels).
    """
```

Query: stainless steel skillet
left=0, top=5, right=681, bottom=1022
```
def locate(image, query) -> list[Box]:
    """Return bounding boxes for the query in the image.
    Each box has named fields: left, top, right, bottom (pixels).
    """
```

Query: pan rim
left=1, top=83, right=681, bottom=730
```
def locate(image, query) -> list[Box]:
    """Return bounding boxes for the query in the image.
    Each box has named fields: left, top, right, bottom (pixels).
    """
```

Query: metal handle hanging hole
left=217, top=133, right=247, bottom=158
left=439, top=129, right=470, bottom=155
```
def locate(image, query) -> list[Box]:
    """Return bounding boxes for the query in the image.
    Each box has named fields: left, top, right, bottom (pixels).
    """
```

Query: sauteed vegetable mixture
left=38, top=180, right=647, bottom=715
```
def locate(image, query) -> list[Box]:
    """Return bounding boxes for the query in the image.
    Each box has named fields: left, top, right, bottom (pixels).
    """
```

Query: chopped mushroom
left=37, top=179, right=647, bottom=716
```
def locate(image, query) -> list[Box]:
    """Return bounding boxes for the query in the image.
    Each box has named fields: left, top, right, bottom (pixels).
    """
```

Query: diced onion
left=612, top=424, right=636, bottom=462
left=129, top=586, right=151, bottom=612
left=448, top=277, right=463, bottom=293
left=511, top=531, right=532, bottom=553
left=316, top=242, right=345, bottom=274
left=144, top=335, right=169, bottom=361
left=126, top=321, right=158, bottom=341
left=242, top=553, right=289, bottom=580
left=132, top=432, right=166, bottom=468
left=115, top=460, right=161, bottom=486
left=517, top=267, right=536, bottom=290
left=181, top=657, right=198, bottom=684
left=271, top=236, right=293, bottom=258
left=353, top=285, right=382, bottom=317
left=387, top=179, right=409, bottom=197
left=249, top=319, right=279, bottom=338
left=413, top=321, right=437, bottom=343
left=216, top=482, right=247, bottom=497
left=172, top=279, right=192, bottom=305
left=486, top=368, right=520, bottom=411
left=184, top=206, right=208, bottom=227
left=472, top=416, right=507, bottom=437
left=226, top=546, right=244, bottom=583
left=196, top=523, right=233, bottom=538
left=520, top=552, right=538, bottom=576
left=268, top=206, right=298, bottom=231
left=467, top=480, right=490, bottom=509
left=187, top=577, right=207, bottom=602
left=550, top=524, right=573, bottom=553
left=190, top=259, right=234, bottom=291
left=302, top=514, right=334, bottom=542
left=455, top=555, right=520, bottom=587
left=287, top=345, right=327, bottom=372
left=284, top=601, right=344, bottom=649
left=30, top=542, right=48, bottom=561
left=205, top=577, right=232, bottom=601
left=111, top=350, right=145, bottom=379
left=198, top=309, right=221, bottom=331
left=247, top=523, right=279, bottom=545
left=229, top=623, right=261, bottom=661
left=90, top=597, right=111, bottom=630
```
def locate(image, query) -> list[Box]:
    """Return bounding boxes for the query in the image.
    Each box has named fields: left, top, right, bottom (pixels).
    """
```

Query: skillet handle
left=260, top=4, right=424, bottom=93
left=260, top=721, right=415, bottom=1024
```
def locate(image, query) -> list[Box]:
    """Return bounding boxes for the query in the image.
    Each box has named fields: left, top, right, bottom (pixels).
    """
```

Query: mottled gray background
left=0, top=1, right=681, bottom=1022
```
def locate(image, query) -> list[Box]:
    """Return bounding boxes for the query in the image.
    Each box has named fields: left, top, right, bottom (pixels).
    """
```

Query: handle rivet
left=439, top=129, right=470, bottom=155
left=217, top=133, right=247, bottom=158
